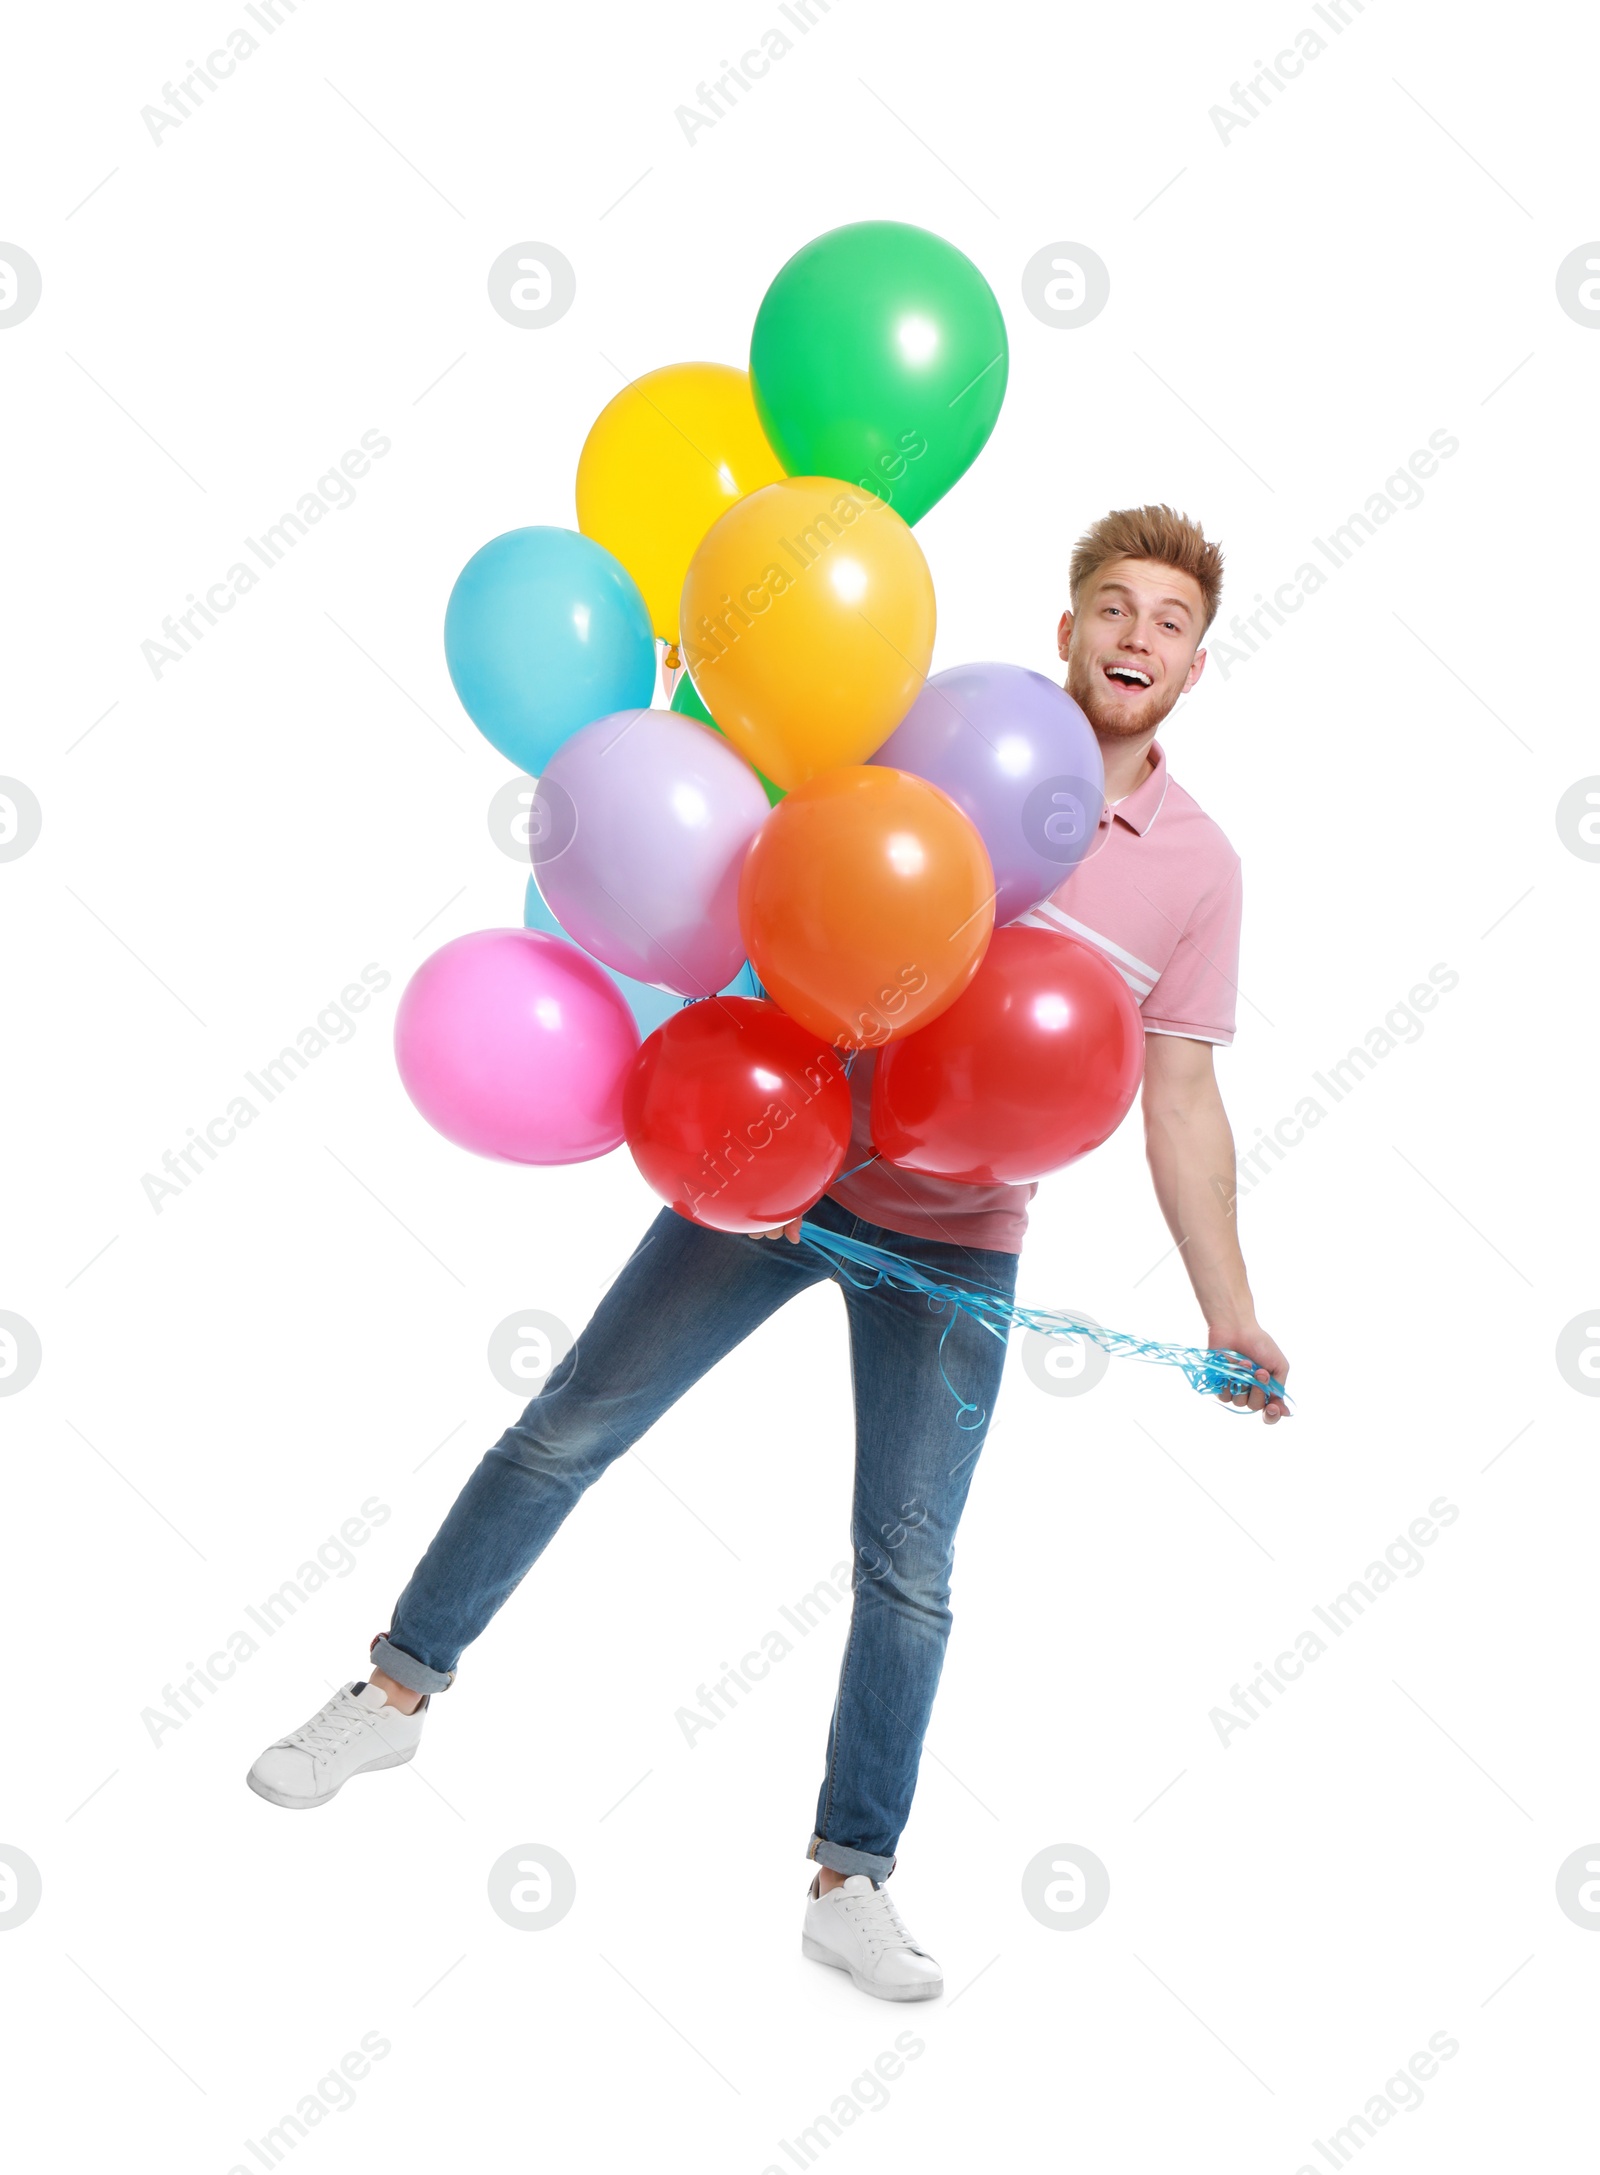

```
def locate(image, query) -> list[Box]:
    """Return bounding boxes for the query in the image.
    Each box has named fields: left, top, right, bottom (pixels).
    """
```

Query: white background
left=2, top=1, right=1596, bottom=2168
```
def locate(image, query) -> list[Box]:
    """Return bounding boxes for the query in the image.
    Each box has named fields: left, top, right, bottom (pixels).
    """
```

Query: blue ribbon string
left=794, top=1216, right=1291, bottom=1429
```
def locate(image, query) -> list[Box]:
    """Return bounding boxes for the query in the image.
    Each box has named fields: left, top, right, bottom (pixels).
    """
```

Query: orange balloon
left=679, top=477, right=936, bottom=791
left=738, top=767, right=995, bottom=1051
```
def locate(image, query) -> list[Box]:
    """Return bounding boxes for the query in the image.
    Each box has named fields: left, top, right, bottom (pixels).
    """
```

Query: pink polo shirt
left=823, top=737, right=1243, bottom=1256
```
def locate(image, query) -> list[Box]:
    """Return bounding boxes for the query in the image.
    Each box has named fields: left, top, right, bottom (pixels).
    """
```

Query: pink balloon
left=394, top=929, right=639, bottom=1164
left=535, top=708, right=772, bottom=997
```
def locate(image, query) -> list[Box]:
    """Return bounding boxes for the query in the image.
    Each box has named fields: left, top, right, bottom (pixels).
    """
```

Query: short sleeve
left=1140, top=857, right=1243, bottom=1045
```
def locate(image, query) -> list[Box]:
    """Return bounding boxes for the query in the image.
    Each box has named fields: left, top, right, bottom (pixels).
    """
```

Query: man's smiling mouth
left=1103, top=663, right=1152, bottom=690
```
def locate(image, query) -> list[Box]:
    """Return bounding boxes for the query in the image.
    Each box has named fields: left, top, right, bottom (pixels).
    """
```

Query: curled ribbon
left=795, top=1217, right=1291, bottom=1430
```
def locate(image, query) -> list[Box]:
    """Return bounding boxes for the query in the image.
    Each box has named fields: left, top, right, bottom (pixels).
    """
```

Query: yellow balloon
left=576, top=363, right=785, bottom=643
left=679, top=478, right=936, bottom=791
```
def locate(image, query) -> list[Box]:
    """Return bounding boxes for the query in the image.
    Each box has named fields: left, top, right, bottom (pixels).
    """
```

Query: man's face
left=1059, top=557, right=1208, bottom=743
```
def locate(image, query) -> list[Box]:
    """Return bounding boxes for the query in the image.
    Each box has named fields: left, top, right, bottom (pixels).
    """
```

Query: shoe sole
left=801, top=1932, right=942, bottom=2002
left=245, top=1743, right=418, bottom=1810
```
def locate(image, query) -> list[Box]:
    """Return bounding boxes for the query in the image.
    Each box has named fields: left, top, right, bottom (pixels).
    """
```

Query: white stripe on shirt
left=1013, top=902, right=1158, bottom=996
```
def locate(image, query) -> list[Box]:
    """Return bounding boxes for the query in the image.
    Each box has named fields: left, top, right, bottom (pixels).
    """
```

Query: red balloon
left=870, top=927, right=1144, bottom=1184
left=623, top=996, right=853, bottom=1233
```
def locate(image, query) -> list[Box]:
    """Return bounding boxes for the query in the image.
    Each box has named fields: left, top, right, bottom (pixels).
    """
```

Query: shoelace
left=839, top=1886, right=925, bottom=1959
left=285, top=1697, right=376, bottom=1758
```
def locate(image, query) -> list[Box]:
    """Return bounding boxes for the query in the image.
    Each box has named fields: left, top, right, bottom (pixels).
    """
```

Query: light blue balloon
left=523, top=877, right=760, bottom=1038
left=445, top=527, right=655, bottom=773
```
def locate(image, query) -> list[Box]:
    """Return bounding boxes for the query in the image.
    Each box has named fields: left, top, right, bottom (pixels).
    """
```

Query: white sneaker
left=802, top=1873, right=943, bottom=2001
left=246, top=1680, right=426, bottom=1810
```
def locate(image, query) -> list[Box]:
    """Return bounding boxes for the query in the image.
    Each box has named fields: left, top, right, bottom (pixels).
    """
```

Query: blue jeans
left=372, top=1192, right=1019, bottom=1881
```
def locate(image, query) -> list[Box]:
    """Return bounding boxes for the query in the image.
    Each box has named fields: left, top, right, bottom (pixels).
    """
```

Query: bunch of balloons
left=395, top=220, right=1145, bottom=1234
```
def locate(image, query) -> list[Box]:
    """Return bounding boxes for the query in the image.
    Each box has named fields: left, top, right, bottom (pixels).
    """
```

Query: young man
left=247, top=504, right=1289, bottom=2002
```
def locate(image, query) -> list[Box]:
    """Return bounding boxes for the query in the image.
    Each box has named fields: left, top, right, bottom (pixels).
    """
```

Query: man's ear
left=1184, top=647, right=1207, bottom=693
left=1057, top=609, right=1073, bottom=662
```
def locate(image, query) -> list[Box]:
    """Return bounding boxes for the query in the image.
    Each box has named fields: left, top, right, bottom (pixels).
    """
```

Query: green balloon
left=749, top=221, right=1008, bottom=528
left=671, top=671, right=783, bottom=806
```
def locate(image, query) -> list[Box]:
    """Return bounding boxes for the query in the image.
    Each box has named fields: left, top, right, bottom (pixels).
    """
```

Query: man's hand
left=1143, top=1039, right=1289, bottom=1429
left=1205, top=1317, right=1290, bottom=1423
left=755, top=1218, right=803, bottom=1243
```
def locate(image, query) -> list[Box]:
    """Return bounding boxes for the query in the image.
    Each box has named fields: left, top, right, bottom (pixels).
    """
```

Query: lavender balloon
left=870, top=664, right=1105, bottom=924
left=535, top=708, right=772, bottom=997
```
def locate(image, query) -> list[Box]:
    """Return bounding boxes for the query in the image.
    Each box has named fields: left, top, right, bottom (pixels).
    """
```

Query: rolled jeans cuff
left=370, top=1633, right=455, bottom=1696
left=806, top=1833, right=896, bottom=1882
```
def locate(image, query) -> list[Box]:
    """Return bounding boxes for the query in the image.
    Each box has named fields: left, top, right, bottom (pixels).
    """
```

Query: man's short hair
left=1070, top=505, right=1224, bottom=634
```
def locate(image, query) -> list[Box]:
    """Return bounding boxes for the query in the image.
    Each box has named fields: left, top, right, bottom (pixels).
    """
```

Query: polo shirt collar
left=1101, top=737, right=1170, bottom=837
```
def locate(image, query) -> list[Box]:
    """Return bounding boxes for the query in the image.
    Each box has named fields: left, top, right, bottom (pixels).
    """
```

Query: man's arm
left=1140, top=1032, right=1290, bottom=1424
